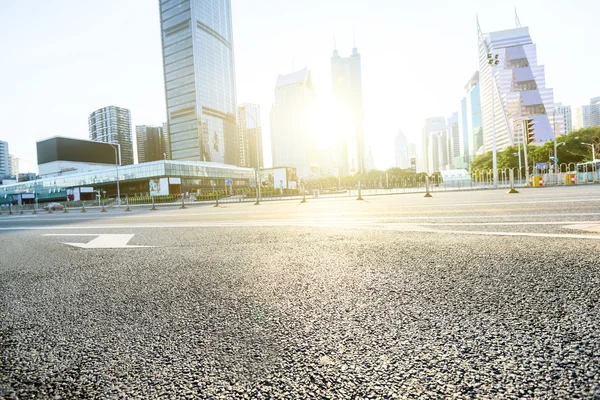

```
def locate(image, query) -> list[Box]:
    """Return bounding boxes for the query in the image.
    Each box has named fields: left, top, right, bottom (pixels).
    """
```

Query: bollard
left=101, top=201, right=107, bottom=212
left=151, top=196, right=157, bottom=211
left=125, top=197, right=131, bottom=212
left=300, top=192, right=307, bottom=203
left=20, top=205, right=24, bottom=215
left=180, top=196, right=187, bottom=209
left=357, top=181, right=364, bottom=201
left=81, top=203, right=87, bottom=213
left=9, top=204, right=13, bottom=215
left=47, top=206, right=53, bottom=214
left=507, top=170, right=519, bottom=194
left=63, top=206, right=69, bottom=213
left=32, top=204, right=38, bottom=215
left=214, top=192, right=220, bottom=207
left=424, top=176, right=433, bottom=198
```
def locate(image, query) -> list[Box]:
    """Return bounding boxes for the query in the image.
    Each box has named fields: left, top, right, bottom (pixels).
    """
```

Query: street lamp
left=581, top=142, right=597, bottom=161
left=487, top=53, right=500, bottom=188
left=106, top=144, right=121, bottom=206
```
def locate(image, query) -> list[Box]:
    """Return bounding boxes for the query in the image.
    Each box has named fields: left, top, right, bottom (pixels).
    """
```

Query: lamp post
left=107, top=144, right=121, bottom=206
left=581, top=142, right=597, bottom=161
left=487, top=53, right=500, bottom=188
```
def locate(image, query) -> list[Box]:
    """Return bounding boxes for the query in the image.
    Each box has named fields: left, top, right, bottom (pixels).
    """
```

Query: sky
left=1, top=0, right=598, bottom=172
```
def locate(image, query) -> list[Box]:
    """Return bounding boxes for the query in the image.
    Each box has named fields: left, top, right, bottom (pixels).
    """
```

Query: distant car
left=44, top=202, right=64, bottom=211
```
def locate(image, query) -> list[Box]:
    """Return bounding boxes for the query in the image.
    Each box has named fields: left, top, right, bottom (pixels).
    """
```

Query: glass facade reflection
left=0, top=160, right=255, bottom=201
left=160, top=0, right=238, bottom=165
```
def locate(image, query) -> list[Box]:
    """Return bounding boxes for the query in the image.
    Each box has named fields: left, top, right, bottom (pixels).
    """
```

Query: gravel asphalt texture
left=1, top=187, right=600, bottom=398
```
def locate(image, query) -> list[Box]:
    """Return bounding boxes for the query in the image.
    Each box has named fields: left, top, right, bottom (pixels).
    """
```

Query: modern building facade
left=237, top=103, right=263, bottom=170
left=331, top=45, right=365, bottom=174
left=37, top=137, right=119, bottom=178
left=553, top=103, right=573, bottom=135
left=270, top=68, right=318, bottom=179
left=575, top=97, right=600, bottom=129
left=478, top=20, right=556, bottom=152
left=421, top=117, right=447, bottom=174
left=591, top=97, right=600, bottom=127
left=0, top=160, right=255, bottom=205
left=394, top=131, right=408, bottom=169
left=460, top=72, right=484, bottom=163
left=447, top=112, right=460, bottom=168
left=159, top=0, right=238, bottom=165
left=162, top=122, right=171, bottom=160
left=9, top=154, right=19, bottom=177
left=0, top=141, right=9, bottom=177
left=88, top=106, right=134, bottom=165
left=136, top=125, right=167, bottom=164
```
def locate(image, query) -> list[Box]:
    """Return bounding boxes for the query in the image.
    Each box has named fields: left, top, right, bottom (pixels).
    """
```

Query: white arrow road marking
left=44, top=234, right=153, bottom=249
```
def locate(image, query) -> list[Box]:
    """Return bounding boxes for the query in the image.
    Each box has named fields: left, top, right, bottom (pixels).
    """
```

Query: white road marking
left=563, top=224, right=600, bottom=233
left=43, top=234, right=152, bottom=249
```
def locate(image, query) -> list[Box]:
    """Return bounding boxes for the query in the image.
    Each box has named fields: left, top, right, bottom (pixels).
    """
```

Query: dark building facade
left=136, top=125, right=167, bottom=163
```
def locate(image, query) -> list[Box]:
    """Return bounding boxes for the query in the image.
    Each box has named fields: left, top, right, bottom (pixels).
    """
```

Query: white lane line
left=563, top=224, right=600, bottom=233
left=43, top=234, right=152, bottom=249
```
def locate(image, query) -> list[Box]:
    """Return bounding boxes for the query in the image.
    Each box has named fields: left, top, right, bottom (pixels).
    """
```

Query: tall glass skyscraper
left=331, top=45, right=365, bottom=175
left=478, top=19, right=556, bottom=152
left=459, top=71, right=484, bottom=168
left=88, top=106, right=134, bottom=165
left=159, top=0, right=238, bottom=165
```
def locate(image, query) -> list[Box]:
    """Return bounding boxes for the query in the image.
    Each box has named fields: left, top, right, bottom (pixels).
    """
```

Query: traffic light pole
left=522, top=119, right=530, bottom=187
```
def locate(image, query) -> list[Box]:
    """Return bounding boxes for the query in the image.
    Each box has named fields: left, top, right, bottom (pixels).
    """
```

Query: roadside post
left=151, top=196, right=157, bottom=211
left=125, top=196, right=131, bottom=212
left=357, top=181, right=364, bottom=201
left=508, top=169, right=519, bottom=194
left=180, top=195, right=187, bottom=209
left=424, top=176, right=433, bottom=198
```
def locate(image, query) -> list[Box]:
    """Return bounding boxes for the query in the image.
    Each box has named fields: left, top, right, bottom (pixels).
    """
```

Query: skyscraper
left=447, top=112, right=460, bottom=168
left=421, top=117, right=447, bottom=174
left=331, top=44, right=365, bottom=174
left=237, top=104, right=263, bottom=170
left=88, top=106, right=134, bottom=165
left=591, top=97, right=600, bottom=127
left=136, top=125, right=167, bottom=163
left=459, top=72, right=484, bottom=167
left=162, top=122, right=171, bottom=160
left=159, top=0, right=238, bottom=165
left=394, top=131, right=408, bottom=169
left=0, top=141, right=9, bottom=177
left=553, top=103, right=572, bottom=135
left=270, top=68, right=317, bottom=179
left=9, top=154, right=19, bottom=177
left=478, top=17, right=556, bottom=152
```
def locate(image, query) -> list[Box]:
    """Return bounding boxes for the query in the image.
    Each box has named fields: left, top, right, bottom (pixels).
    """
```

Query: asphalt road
left=1, top=186, right=600, bottom=398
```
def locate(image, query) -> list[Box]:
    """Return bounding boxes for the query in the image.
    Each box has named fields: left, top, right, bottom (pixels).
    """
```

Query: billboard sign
left=149, top=178, right=169, bottom=196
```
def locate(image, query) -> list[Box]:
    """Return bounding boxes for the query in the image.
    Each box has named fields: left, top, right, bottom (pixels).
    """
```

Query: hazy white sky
left=1, top=0, right=598, bottom=172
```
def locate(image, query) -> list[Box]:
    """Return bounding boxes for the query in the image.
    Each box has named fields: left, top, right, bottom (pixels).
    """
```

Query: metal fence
left=1, top=168, right=599, bottom=216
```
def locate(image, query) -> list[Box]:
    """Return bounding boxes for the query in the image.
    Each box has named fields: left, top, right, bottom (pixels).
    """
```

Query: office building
left=0, top=141, right=9, bottom=177
left=136, top=125, right=167, bottom=163
left=592, top=97, right=600, bottom=127
left=575, top=97, right=600, bottom=129
left=9, top=154, right=19, bottom=177
left=553, top=103, right=572, bottom=135
left=270, top=68, right=318, bottom=179
left=459, top=72, right=484, bottom=168
left=478, top=19, right=555, bottom=152
left=162, top=122, right=171, bottom=160
left=395, top=131, right=408, bottom=169
left=422, top=117, right=447, bottom=174
left=0, top=160, right=255, bottom=205
left=159, top=0, right=238, bottom=165
left=448, top=112, right=460, bottom=168
left=37, top=137, right=120, bottom=178
left=88, top=106, right=134, bottom=165
left=331, top=44, right=365, bottom=174
left=237, top=104, right=263, bottom=170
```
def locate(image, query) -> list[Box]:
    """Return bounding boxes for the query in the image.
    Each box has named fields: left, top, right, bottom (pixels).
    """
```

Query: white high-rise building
left=88, top=106, right=133, bottom=165
left=591, top=97, right=600, bottom=127
left=270, top=68, right=318, bottom=179
left=459, top=72, right=484, bottom=169
left=9, top=154, right=19, bottom=177
left=575, top=97, right=600, bottom=130
left=394, top=131, right=408, bottom=169
left=0, top=141, right=9, bottom=177
left=422, top=117, right=447, bottom=174
left=159, top=0, right=238, bottom=164
left=447, top=112, right=460, bottom=168
left=331, top=44, right=365, bottom=174
left=553, top=103, right=572, bottom=135
left=478, top=18, right=556, bottom=152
